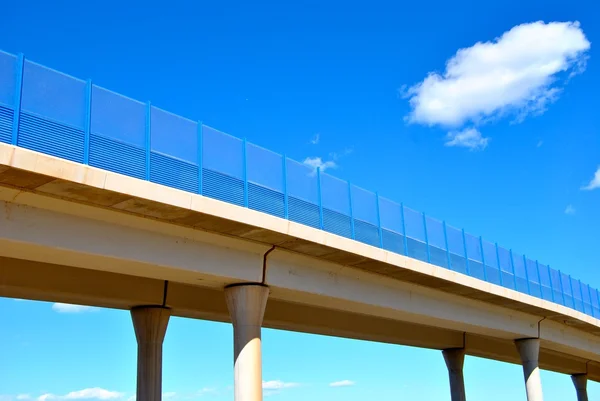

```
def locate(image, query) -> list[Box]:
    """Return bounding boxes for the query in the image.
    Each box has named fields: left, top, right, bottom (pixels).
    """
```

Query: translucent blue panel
left=511, top=252, right=528, bottom=294
left=591, top=288, right=600, bottom=318
left=425, top=217, right=447, bottom=268
left=404, top=207, right=425, bottom=241
left=538, top=263, right=553, bottom=301
left=581, top=283, right=593, bottom=316
left=0, top=51, right=16, bottom=107
left=379, top=197, right=403, bottom=234
left=286, top=158, right=319, bottom=228
left=90, top=133, right=145, bottom=179
left=286, top=158, right=318, bottom=203
left=382, top=229, right=405, bottom=255
left=549, top=268, right=564, bottom=305
left=497, top=247, right=515, bottom=290
left=202, top=125, right=243, bottom=178
left=320, top=173, right=351, bottom=238
left=404, top=207, right=427, bottom=263
left=482, top=240, right=498, bottom=268
left=91, top=86, right=145, bottom=146
left=351, top=185, right=378, bottom=225
left=571, top=279, right=584, bottom=312
left=21, top=61, right=86, bottom=129
left=525, top=258, right=541, bottom=298
left=482, top=240, right=501, bottom=285
left=150, top=107, right=197, bottom=163
left=446, top=224, right=466, bottom=274
left=248, top=182, right=284, bottom=218
left=247, top=142, right=283, bottom=192
left=561, top=272, right=574, bottom=309
left=321, top=173, right=350, bottom=214
left=354, top=220, right=380, bottom=247
left=465, top=233, right=484, bottom=280
left=464, top=233, right=482, bottom=262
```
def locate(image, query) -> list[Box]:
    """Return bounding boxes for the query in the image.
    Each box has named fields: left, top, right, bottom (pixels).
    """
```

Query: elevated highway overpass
left=0, top=50, right=599, bottom=401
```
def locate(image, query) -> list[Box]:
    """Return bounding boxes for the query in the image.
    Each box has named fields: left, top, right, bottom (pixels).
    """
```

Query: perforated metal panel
left=561, top=272, right=574, bottom=309
left=201, top=125, right=244, bottom=206
left=425, top=217, right=447, bottom=268
left=465, top=233, right=484, bottom=280
left=481, top=240, right=501, bottom=285
left=497, top=246, right=516, bottom=290
left=0, top=51, right=16, bottom=108
left=350, top=185, right=379, bottom=247
left=446, top=224, right=466, bottom=274
left=571, top=278, right=584, bottom=312
left=525, top=258, right=541, bottom=298
left=286, top=159, right=319, bottom=228
left=321, top=173, right=351, bottom=238
left=246, top=143, right=284, bottom=217
left=549, top=268, right=564, bottom=305
left=151, top=107, right=198, bottom=163
left=581, top=283, right=593, bottom=316
left=537, top=263, right=553, bottom=301
left=511, top=252, right=528, bottom=294
left=379, top=197, right=405, bottom=255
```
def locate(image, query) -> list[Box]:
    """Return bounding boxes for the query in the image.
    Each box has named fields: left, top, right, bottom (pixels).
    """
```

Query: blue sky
left=1, top=0, right=600, bottom=400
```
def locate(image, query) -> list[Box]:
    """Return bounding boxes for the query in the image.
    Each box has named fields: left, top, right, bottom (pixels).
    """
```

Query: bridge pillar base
left=572, top=374, right=588, bottom=401
left=225, top=284, right=269, bottom=401
left=515, top=338, right=544, bottom=401
left=131, top=306, right=171, bottom=401
left=442, top=348, right=467, bottom=401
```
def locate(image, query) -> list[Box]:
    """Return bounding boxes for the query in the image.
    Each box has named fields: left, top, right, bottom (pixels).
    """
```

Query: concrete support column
left=442, top=348, right=467, bottom=401
left=515, top=338, right=544, bottom=401
left=571, top=374, right=588, bottom=401
left=225, top=284, right=269, bottom=401
left=131, top=306, right=171, bottom=401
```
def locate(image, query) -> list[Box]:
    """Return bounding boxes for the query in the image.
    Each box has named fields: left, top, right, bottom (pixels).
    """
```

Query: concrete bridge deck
left=1, top=143, right=599, bottom=392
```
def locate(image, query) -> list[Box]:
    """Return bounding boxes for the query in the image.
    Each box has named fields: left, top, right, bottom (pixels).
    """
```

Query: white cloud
left=329, top=380, right=355, bottom=387
left=310, top=133, right=320, bottom=145
left=17, top=396, right=31, bottom=400
left=262, top=381, right=299, bottom=390
left=64, top=389, right=122, bottom=400
left=302, top=157, right=337, bottom=174
left=404, top=21, right=590, bottom=143
left=565, top=204, right=576, bottom=215
left=581, top=166, right=600, bottom=191
left=51, top=303, right=97, bottom=313
left=444, top=128, right=489, bottom=150
left=36, top=389, right=122, bottom=401
left=536, top=140, right=544, bottom=148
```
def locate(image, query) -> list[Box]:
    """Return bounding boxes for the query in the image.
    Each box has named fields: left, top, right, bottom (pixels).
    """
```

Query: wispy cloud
left=303, top=157, right=337, bottom=174
left=262, top=381, right=300, bottom=396
left=37, top=388, right=122, bottom=401
left=536, top=140, right=544, bottom=148
left=564, top=204, right=576, bottom=215
left=404, top=21, right=590, bottom=148
left=161, top=393, right=176, bottom=400
left=444, top=128, right=489, bottom=151
left=581, top=166, right=600, bottom=191
left=17, top=396, right=31, bottom=400
left=329, top=380, right=355, bottom=387
left=51, top=303, right=97, bottom=313
left=309, top=133, right=320, bottom=145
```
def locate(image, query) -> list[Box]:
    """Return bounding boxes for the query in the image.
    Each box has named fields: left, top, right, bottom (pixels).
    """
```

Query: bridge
left=0, top=50, right=599, bottom=401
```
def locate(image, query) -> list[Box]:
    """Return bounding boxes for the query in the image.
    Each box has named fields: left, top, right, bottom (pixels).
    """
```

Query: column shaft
left=515, top=338, right=544, bottom=401
left=572, top=374, right=588, bottom=401
left=225, top=284, right=269, bottom=401
left=442, top=348, right=467, bottom=401
left=131, top=306, right=171, bottom=401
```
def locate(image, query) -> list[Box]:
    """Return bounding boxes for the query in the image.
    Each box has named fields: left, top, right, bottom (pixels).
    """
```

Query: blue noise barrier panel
left=320, top=173, right=352, bottom=238
left=0, top=51, right=16, bottom=143
left=90, top=86, right=146, bottom=178
left=202, top=125, right=244, bottom=207
left=286, top=159, right=320, bottom=229
left=426, top=217, right=447, bottom=268
left=446, top=224, right=467, bottom=275
left=18, top=61, right=86, bottom=162
left=246, top=143, right=284, bottom=218
left=482, top=240, right=501, bottom=285
left=379, top=197, right=406, bottom=255
left=0, top=106, right=13, bottom=144
left=350, top=185, right=380, bottom=247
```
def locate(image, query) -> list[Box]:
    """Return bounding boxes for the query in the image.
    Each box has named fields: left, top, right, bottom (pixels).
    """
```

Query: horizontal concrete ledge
left=0, top=143, right=599, bottom=339
left=1, top=257, right=599, bottom=381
